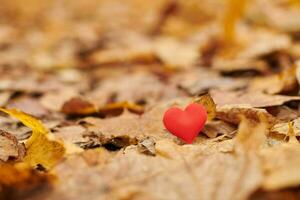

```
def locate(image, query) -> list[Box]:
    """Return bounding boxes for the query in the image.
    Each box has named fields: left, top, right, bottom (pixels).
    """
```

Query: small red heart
left=163, top=103, right=207, bottom=144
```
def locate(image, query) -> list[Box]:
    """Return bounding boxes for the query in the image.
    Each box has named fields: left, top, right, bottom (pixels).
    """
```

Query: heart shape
left=163, top=103, right=207, bottom=144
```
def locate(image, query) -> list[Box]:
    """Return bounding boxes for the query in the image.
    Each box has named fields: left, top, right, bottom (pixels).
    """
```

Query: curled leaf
left=194, top=94, right=216, bottom=121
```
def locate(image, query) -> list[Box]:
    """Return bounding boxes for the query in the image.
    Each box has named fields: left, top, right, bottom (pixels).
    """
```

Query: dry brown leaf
left=61, top=97, right=98, bottom=116
left=0, top=130, right=25, bottom=162
left=216, top=105, right=277, bottom=126
left=266, top=105, right=299, bottom=122
left=202, top=120, right=236, bottom=138
left=137, top=137, right=156, bottom=156
left=211, top=89, right=300, bottom=108
left=0, top=108, right=65, bottom=169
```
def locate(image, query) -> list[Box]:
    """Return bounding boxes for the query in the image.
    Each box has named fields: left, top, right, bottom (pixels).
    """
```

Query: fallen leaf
left=0, top=108, right=65, bottom=169
left=194, top=93, right=216, bottom=121
left=202, top=120, right=236, bottom=138
left=216, top=105, right=277, bottom=126
left=61, top=97, right=98, bottom=116
left=137, top=137, right=156, bottom=156
left=80, top=111, right=140, bottom=149
left=211, top=89, right=300, bottom=108
left=266, top=105, right=299, bottom=122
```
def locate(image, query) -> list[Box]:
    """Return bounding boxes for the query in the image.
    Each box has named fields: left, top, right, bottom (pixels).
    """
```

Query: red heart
left=163, top=103, right=207, bottom=144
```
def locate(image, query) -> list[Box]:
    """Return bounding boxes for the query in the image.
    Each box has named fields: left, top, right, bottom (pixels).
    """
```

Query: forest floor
left=1, top=0, right=300, bottom=199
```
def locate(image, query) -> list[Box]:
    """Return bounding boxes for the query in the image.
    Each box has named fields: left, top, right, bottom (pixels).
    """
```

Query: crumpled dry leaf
left=137, top=137, right=156, bottom=156
left=211, top=89, right=300, bottom=108
left=0, top=108, right=65, bottom=169
left=0, top=130, right=25, bottom=162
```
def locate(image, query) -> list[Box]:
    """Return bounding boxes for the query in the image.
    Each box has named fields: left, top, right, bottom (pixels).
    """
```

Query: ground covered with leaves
left=1, top=0, right=300, bottom=199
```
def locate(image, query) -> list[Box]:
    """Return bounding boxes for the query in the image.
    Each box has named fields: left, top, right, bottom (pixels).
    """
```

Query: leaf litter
left=1, top=0, right=300, bottom=199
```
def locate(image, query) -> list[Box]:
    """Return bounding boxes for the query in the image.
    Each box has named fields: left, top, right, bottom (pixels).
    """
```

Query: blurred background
left=0, top=0, right=299, bottom=72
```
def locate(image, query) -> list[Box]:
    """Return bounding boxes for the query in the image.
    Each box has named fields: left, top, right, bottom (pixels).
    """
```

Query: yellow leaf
left=0, top=108, right=47, bottom=134
left=194, top=94, right=216, bottom=121
left=0, top=108, right=65, bottom=169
